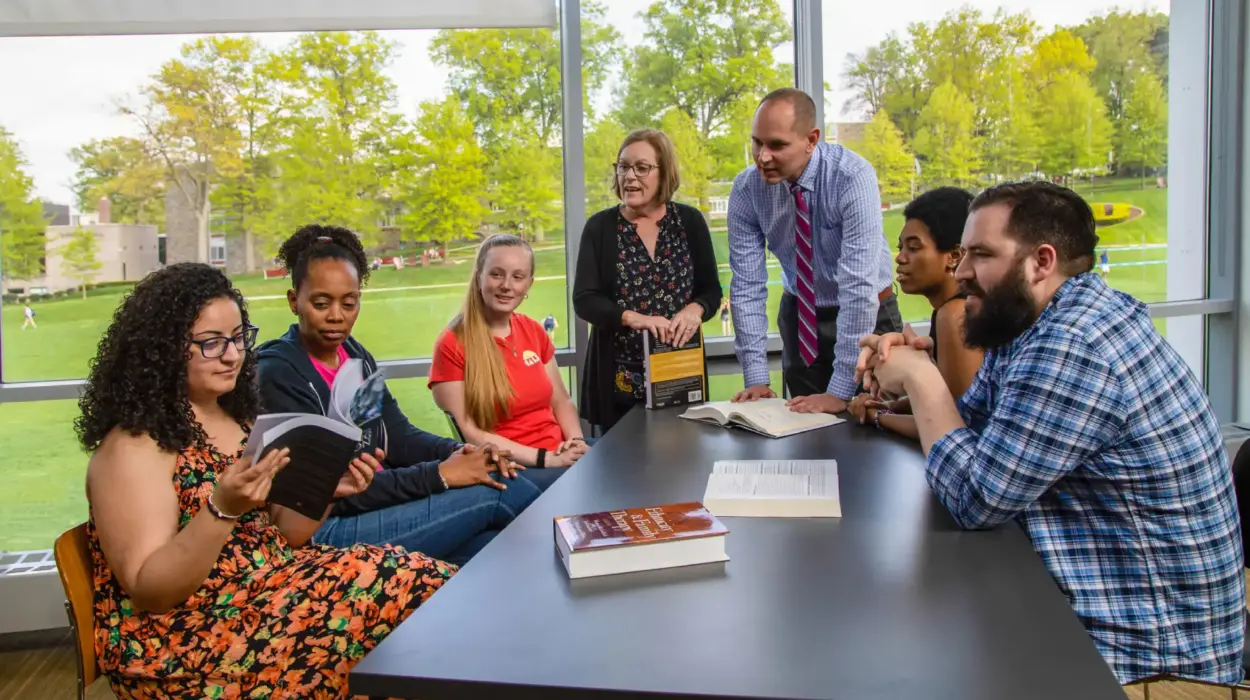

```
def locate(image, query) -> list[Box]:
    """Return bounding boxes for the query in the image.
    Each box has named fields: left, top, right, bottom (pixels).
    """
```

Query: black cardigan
left=572, top=202, right=723, bottom=430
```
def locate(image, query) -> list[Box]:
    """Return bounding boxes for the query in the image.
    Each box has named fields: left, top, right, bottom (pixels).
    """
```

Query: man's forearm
left=903, top=363, right=966, bottom=454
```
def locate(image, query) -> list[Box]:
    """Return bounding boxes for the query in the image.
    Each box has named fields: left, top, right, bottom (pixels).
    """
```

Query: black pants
left=777, top=291, right=903, bottom=398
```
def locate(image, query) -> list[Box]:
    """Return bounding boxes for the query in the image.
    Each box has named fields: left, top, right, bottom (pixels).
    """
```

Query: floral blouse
left=612, top=202, right=695, bottom=399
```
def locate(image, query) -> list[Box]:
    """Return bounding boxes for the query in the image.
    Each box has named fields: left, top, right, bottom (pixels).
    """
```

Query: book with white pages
left=678, top=398, right=843, bottom=438
left=702, top=459, right=841, bottom=518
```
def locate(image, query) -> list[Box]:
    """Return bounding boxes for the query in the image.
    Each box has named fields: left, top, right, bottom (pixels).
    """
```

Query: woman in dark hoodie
left=257, top=224, right=551, bottom=565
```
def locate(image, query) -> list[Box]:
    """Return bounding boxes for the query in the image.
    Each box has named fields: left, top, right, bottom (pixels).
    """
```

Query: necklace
left=497, top=336, right=518, bottom=357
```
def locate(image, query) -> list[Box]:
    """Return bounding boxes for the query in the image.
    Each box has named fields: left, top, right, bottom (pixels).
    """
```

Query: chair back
left=53, top=523, right=99, bottom=697
left=444, top=411, right=467, bottom=442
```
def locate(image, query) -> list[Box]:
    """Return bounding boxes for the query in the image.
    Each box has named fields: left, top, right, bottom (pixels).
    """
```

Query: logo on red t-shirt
left=523, top=349, right=541, bottom=367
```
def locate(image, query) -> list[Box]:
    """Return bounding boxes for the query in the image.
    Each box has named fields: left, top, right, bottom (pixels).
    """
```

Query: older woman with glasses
left=573, top=128, right=723, bottom=433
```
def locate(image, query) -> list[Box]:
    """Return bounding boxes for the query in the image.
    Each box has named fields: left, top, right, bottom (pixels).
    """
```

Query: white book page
left=705, top=459, right=839, bottom=500
left=730, top=399, right=841, bottom=435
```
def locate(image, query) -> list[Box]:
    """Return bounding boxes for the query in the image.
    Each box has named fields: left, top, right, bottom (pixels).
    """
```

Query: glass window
left=0, top=398, right=86, bottom=552
left=581, top=0, right=796, bottom=343
left=822, top=1, right=1196, bottom=325
left=0, top=27, right=569, bottom=381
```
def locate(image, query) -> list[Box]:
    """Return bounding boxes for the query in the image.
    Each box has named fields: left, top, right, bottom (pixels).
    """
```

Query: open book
left=702, top=460, right=841, bottom=518
left=679, top=398, right=843, bottom=438
left=245, top=359, right=387, bottom=519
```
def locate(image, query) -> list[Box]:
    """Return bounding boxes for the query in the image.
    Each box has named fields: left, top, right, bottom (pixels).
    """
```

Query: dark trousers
left=777, top=291, right=903, bottom=398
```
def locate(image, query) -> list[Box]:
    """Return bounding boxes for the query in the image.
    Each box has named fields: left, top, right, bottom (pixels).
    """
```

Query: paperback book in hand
left=245, top=359, right=387, bottom=519
left=642, top=329, right=706, bottom=409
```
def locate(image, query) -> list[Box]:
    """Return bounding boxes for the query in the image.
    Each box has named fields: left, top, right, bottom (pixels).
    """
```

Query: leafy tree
left=122, top=38, right=245, bottom=263
left=843, top=36, right=925, bottom=138
left=847, top=110, right=914, bottom=204
left=912, top=83, right=980, bottom=188
left=584, top=117, right=628, bottom=214
left=489, top=126, right=560, bottom=243
left=979, top=60, right=1041, bottom=181
left=60, top=227, right=102, bottom=299
left=68, top=136, right=165, bottom=229
left=618, top=0, right=791, bottom=142
left=397, top=98, right=488, bottom=254
left=0, top=127, right=47, bottom=282
left=1035, top=72, right=1114, bottom=176
left=1071, top=11, right=1170, bottom=123
left=1027, top=30, right=1097, bottom=89
left=1115, top=70, right=1167, bottom=187
left=660, top=109, right=715, bottom=214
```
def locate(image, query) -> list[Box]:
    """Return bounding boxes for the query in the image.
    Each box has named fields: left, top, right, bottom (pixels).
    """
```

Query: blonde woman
left=430, top=235, right=588, bottom=470
left=573, top=128, right=722, bottom=433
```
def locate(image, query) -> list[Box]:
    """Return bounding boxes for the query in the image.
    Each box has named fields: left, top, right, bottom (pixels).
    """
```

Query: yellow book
left=642, top=329, right=707, bottom=409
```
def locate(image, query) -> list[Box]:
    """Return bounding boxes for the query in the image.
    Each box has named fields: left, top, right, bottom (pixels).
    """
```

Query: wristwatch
left=873, top=409, right=892, bottom=432
left=536, top=448, right=547, bottom=468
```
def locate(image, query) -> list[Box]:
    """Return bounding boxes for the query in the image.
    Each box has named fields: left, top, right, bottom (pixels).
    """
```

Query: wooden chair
left=54, top=523, right=100, bottom=700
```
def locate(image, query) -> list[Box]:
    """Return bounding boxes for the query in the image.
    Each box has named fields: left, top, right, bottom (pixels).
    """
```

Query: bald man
left=727, top=87, right=901, bottom=415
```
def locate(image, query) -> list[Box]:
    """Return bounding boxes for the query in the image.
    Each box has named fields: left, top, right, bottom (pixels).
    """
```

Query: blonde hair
left=451, top=234, right=535, bottom=431
left=612, top=128, right=681, bottom=205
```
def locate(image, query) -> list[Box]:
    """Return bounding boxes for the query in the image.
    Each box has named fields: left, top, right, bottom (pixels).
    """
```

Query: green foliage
left=1070, top=10, right=1170, bottom=122
left=1115, top=70, right=1167, bottom=183
left=1036, top=72, right=1114, bottom=176
left=0, top=126, right=47, bottom=282
left=68, top=137, right=165, bottom=229
left=397, top=98, right=489, bottom=248
left=60, top=226, right=103, bottom=298
left=660, top=109, right=715, bottom=214
left=912, top=83, right=980, bottom=187
left=490, top=127, right=561, bottom=242
left=584, top=118, right=628, bottom=214
left=847, top=110, right=914, bottom=203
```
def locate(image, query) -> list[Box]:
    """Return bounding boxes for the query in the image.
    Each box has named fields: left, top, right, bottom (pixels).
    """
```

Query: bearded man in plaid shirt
left=859, top=181, right=1244, bottom=686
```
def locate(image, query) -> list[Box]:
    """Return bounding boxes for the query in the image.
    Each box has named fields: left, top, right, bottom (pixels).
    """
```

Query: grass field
left=0, top=180, right=1177, bottom=550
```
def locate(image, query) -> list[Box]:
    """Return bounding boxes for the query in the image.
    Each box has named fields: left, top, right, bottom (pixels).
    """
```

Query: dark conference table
left=350, top=406, right=1124, bottom=700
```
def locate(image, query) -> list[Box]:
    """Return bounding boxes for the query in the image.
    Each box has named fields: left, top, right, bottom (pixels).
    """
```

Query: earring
left=525, top=293, right=529, bottom=299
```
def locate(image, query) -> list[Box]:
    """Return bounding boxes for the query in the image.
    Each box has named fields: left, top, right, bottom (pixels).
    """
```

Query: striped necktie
left=790, top=182, right=818, bottom=366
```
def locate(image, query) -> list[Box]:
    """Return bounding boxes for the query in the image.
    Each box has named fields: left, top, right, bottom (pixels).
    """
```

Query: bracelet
left=205, top=491, right=241, bottom=521
left=437, top=469, right=450, bottom=491
left=536, top=448, right=547, bottom=468
left=873, top=410, right=893, bottom=432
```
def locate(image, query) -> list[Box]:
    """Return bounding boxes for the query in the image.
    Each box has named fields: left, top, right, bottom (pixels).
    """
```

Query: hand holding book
left=334, top=448, right=382, bottom=499
left=210, top=447, right=291, bottom=518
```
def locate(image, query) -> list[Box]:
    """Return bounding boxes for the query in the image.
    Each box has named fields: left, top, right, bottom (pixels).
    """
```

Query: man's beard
left=961, top=261, right=1039, bottom=350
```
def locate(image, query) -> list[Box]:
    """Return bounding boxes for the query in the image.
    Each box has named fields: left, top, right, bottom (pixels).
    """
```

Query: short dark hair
left=759, top=87, right=817, bottom=133
left=903, top=187, right=974, bottom=252
left=277, top=224, right=371, bottom=291
left=970, top=181, right=1098, bottom=276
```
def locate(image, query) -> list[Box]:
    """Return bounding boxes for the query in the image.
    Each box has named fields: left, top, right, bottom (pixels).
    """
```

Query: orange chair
left=54, top=523, right=100, bottom=700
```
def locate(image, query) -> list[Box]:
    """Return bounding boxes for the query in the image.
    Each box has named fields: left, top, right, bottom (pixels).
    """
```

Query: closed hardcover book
left=553, top=501, right=729, bottom=579
left=643, top=329, right=707, bottom=409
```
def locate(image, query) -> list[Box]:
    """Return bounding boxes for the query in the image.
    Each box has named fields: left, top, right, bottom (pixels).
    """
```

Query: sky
left=0, top=0, right=1168, bottom=210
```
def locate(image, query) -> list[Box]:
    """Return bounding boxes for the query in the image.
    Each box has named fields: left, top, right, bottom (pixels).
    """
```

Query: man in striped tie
left=727, top=88, right=901, bottom=414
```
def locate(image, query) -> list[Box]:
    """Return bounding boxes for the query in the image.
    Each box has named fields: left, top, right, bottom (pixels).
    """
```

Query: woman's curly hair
left=75, top=263, right=260, bottom=453
left=277, top=224, right=370, bottom=291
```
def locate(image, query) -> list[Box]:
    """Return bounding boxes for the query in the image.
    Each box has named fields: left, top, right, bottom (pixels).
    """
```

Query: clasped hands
left=855, top=324, right=936, bottom=400
left=622, top=304, right=703, bottom=347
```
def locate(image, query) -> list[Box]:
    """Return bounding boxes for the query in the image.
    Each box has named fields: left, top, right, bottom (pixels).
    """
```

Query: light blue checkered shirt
left=727, top=142, right=895, bottom=398
left=929, top=274, right=1245, bottom=685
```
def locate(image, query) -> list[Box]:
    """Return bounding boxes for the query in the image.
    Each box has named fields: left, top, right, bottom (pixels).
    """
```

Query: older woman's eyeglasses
left=189, top=325, right=259, bottom=359
left=614, top=161, right=656, bottom=177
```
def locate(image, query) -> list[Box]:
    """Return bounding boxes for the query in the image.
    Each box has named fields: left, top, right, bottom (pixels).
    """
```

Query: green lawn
left=0, top=180, right=1176, bottom=551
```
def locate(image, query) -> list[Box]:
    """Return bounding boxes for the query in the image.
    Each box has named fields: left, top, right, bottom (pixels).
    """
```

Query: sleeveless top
left=929, top=292, right=968, bottom=362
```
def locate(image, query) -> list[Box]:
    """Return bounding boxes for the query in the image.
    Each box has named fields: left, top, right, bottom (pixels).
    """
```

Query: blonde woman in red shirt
left=431, top=235, right=589, bottom=472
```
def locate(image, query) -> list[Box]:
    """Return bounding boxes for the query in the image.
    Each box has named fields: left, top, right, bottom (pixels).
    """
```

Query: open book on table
left=244, top=358, right=387, bottom=519
left=678, top=397, right=843, bottom=438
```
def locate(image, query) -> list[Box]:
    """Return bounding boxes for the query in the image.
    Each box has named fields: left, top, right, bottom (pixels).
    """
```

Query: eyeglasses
left=189, top=325, right=259, bottom=359
left=614, top=161, right=656, bottom=177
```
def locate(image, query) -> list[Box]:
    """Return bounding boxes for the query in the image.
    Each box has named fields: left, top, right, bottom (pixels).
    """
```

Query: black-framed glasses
left=189, top=325, right=259, bottom=359
left=614, top=161, right=656, bottom=177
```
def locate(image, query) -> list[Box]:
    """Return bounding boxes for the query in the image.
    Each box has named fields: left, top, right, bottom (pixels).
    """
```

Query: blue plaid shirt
left=928, top=274, right=1244, bottom=685
left=727, top=142, right=895, bottom=398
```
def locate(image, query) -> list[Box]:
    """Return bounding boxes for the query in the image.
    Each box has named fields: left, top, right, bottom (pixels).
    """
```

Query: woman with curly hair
left=257, top=225, right=550, bottom=566
left=78, top=262, right=454, bottom=699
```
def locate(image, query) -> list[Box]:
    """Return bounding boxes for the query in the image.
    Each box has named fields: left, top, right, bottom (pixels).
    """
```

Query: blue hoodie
left=256, top=324, right=463, bottom=518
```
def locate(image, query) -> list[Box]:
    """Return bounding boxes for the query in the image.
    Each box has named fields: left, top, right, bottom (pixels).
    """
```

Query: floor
left=0, top=628, right=1243, bottom=700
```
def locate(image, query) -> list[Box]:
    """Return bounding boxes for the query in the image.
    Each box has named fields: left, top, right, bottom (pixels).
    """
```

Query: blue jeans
left=314, top=471, right=546, bottom=566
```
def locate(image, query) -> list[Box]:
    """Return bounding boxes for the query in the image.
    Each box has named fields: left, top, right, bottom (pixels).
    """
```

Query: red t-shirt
left=429, top=313, right=562, bottom=451
left=310, top=345, right=350, bottom=388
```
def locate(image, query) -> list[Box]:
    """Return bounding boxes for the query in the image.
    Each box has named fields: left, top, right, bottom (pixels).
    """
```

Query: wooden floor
left=0, top=628, right=1243, bottom=700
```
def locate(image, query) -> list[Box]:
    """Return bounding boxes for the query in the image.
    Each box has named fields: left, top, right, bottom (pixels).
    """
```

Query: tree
left=490, top=127, right=560, bottom=242
left=618, top=0, right=791, bottom=142
left=0, top=126, right=47, bottom=282
left=584, top=117, right=628, bottom=214
left=1071, top=11, right=1169, bottom=124
left=979, top=60, right=1042, bottom=181
left=397, top=98, right=489, bottom=254
left=122, top=38, right=245, bottom=263
left=843, top=36, right=926, bottom=138
left=847, top=110, right=914, bottom=204
left=68, top=136, right=165, bottom=229
left=659, top=109, right=715, bottom=215
left=1035, top=72, right=1114, bottom=176
left=60, top=227, right=102, bottom=299
left=1115, top=70, right=1167, bottom=187
left=912, top=83, right=980, bottom=188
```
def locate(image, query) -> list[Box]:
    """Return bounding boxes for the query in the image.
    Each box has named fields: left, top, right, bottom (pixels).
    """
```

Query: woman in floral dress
left=75, top=262, right=454, bottom=699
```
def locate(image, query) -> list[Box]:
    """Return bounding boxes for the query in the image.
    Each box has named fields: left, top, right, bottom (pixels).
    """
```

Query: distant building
left=164, top=171, right=264, bottom=275
left=826, top=122, right=867, bottom=147
left=41, top=201, right=70, bottom=227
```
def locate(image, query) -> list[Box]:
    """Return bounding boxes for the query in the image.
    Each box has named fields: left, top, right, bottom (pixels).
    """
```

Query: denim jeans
left=314, top=470, right=548, bottom=566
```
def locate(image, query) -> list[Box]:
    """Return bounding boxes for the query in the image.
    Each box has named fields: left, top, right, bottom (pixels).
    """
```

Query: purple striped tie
left=791, top=183, right=818, bottom=366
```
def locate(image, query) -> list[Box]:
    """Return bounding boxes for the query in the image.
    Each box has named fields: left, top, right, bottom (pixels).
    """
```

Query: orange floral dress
left=87, top=437, right=456, bottom=699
